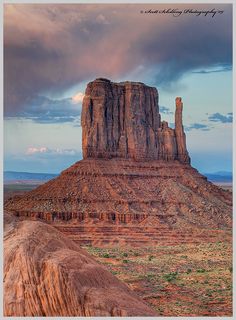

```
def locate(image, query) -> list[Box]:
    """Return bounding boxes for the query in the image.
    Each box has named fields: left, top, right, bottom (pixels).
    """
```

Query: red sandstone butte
left=82, top=78, right=190, bottom=163
left=4, top=78, right=232, bottom=241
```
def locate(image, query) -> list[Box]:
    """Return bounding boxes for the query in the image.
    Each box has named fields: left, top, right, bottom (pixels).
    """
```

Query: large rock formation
left=4, top=78, right=232, bottom=243
left=4, top=213, right=157, bottom=316
left=4, top=79, right=232, bottom=318
left=82, top=78, right=190, bottom=163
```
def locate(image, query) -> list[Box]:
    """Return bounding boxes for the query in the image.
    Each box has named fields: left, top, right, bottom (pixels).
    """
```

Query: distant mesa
left=4, top=171, right=58, bottom=183
left=82, top=78, right=190, bottom=163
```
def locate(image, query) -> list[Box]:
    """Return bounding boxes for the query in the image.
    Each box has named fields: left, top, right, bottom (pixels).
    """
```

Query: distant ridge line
left=3, top=170, right=232, bottom=183
left=4, top=171, right=58, bottom=182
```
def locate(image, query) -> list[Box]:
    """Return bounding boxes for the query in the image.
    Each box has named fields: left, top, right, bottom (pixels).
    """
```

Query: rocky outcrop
left=82, top=78, right=190, bottom=163
left=4, top=213, right=157, bottom=316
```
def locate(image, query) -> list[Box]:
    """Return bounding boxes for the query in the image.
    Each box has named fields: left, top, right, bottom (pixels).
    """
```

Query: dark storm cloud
left=137, top=11, right=232, bottom=87
left=185, top=123, right=211, bottom=131
left=5, top=95, right=82, bottom=124
left=208, top=112, right=233, bottom=123
left=191, top=64, right=232, bottom=74
left=4, top=3, right=232, bottom=117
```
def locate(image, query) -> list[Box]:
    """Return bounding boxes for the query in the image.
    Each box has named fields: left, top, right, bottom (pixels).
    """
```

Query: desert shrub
left=187, top=268, right=192, bottom=274
left=146, top=273, right=155, bottom=280
left=205, top=290, right=213, bottom=297
left=111, top=271, right=119, bottom=275
left=122, top=252, right=128, bottom=257
left=196, top=268, right=206, bottom=273
left=123, top=259, right=129, bottom=263
left=102, top=253, right=110, bottom=258
left=163, top=272, right=178, bottom=282
left=148, top=255, right=154, bottom=261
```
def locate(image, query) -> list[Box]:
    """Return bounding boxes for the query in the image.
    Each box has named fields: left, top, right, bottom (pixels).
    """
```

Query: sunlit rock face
left=82, top=78, right=190, bottom=163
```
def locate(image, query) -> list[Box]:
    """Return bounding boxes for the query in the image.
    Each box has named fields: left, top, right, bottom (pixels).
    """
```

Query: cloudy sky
left=4, top=3, right=232, bottom=173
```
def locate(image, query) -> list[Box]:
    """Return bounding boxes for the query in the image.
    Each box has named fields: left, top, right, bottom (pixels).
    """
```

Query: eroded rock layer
left=82, top=78, right=190, bottom=163
left=5, top=159, right=232, bottom=231
left=4, top=213, right=157, bottom=317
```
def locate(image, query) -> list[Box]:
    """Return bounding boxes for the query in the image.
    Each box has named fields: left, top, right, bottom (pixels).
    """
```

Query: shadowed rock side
left=82, top=78, right=190, bottom=163
left=4, top=213, right=157, bottom=317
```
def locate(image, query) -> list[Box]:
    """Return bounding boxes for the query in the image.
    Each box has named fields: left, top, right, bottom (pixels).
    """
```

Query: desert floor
left=4, top=183, right=232, bottom=316
left=82, top=240, right=232, bottom=316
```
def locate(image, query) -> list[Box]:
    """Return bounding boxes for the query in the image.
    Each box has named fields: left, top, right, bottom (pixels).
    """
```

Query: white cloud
left=54, top=148, right=77, bottom=155
left=26, top=147, right=78, bottom=156
left=26, top=147, right=48, bottom=154
left=72, top=92, right=85, bottom=104
left=6, top=95, right=82, bottom=123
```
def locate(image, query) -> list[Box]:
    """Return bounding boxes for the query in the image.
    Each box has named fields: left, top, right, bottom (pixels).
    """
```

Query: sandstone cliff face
left=4, top=213, right=157, bottom=317
left=82, top=78, right=190, bottom=163
left=82, top=78, right=160, bottom=160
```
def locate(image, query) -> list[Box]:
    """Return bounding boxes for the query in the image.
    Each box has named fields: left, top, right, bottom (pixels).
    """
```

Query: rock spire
left=175, top=97, right=190, bottom=163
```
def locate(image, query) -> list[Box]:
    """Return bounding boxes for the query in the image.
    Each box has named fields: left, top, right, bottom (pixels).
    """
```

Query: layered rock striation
left=5, top=158, right=232, bottom=230
left=82, top=78, right=190, bottom=163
